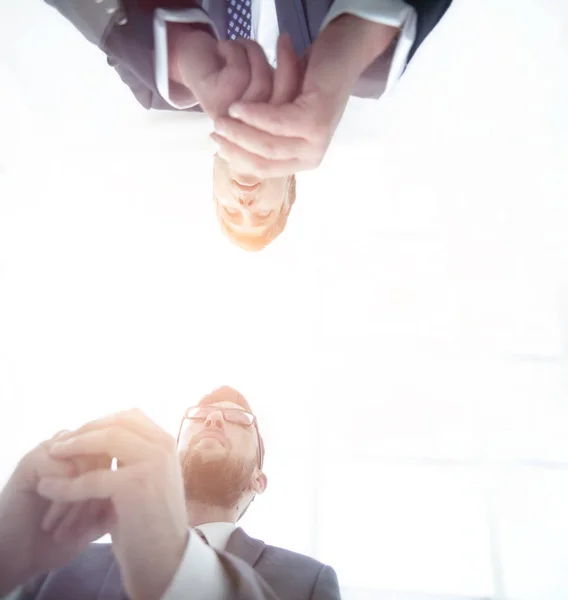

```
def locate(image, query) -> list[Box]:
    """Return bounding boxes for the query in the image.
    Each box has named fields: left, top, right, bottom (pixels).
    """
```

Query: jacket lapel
left=225, top=527, right=266, bottom=567
left=96, top=550, right=128, bottom=600
left=275, top=0, right=312, bottom=57
left=92, top=530, right=263, bottom=599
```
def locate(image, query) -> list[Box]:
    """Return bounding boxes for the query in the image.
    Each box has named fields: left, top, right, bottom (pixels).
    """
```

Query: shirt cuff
left=319, top=0, right=417, bottom=93
left=160, top=530, right=231, bottom=600
left=153, top=8, right=221, bottom=109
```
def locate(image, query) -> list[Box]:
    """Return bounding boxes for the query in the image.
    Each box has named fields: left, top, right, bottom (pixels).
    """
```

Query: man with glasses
left=0, top=386, right=340, bottom=600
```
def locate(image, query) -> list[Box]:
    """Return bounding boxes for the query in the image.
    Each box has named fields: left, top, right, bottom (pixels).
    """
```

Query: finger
left=35, top=449, right=77, bottom=481
left=67, top=501, right=114, bottom=545
left=213, top=118, right=308, bottom=161
left=218, top=39, right=249, bottom=74
left=54, top=409, right=172, bottom=448
left=209, top=40, right=251, bottom=118
left=228, top=100, right=311, bottom=138
left=271, top=34, right=302, bottom=105
left=52, top=501, right=86, bottom=543
left=52, top=429, right=72, bottom=440
left=237, top=39, right=273, bottom=103
left=42, top=501, right=70, bottom=532
left=37, top=468, right=129, bottom=503
left=212, top=133, right=302, bottom=179
left=49, top=427, right=155, bottom=464
left=53, top=499, right=109, bottom=543
left=42, top=450, right=114, bottom=531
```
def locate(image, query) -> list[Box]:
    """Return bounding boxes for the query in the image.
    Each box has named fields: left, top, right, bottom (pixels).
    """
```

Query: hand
left=211, top=81, right=347, bottom=179
left=211, top=18, right=398, bottom=178
left=170, top=26, right=275, bottom=120
left=0, top=432, right=111, bottom=596
left=36, top=409, right=189, bottom=600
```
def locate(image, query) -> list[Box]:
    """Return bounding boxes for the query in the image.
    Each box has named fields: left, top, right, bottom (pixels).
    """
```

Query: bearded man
left=0, top=386, right=340, bottom=600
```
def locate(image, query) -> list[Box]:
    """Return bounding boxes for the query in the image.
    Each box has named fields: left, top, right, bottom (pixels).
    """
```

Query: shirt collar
left=194, top=522, right=236, bottom=550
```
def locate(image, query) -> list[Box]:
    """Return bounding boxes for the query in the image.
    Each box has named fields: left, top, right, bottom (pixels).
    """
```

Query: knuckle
left=105, top=426, right=120, bottom=446
left=163, top=434, right=177, bottom=454
left=124, top=464, right=149, bottom=490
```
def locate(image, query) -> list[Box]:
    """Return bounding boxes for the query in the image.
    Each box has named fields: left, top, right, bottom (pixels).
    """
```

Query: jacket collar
left=226, top=526, right=266, bottom=567
left=98, top=527, right=266, bottom=599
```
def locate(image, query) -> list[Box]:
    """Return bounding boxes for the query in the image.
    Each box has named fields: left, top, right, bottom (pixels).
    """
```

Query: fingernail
left=228, top=104, right=242, bottom=119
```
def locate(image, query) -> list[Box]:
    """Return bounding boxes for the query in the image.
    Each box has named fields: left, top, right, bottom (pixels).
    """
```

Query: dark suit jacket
left=17, top=527, right=340, bottom=600
left=44, top=0, right=452, bottom=111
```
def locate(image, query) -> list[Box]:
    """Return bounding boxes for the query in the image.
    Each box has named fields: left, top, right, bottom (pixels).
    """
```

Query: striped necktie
left=227, top=0, right=252, bottom=40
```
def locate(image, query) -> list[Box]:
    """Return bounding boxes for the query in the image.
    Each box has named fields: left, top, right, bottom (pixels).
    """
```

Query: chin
left=195, top=441, right=227, bottom=462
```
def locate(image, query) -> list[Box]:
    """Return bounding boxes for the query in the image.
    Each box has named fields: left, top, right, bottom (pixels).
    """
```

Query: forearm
left=305, top=14, right=398, bottom=95
left=0, top=530, right=29, bottom=596
left=0, top=475, right=37, bottom=597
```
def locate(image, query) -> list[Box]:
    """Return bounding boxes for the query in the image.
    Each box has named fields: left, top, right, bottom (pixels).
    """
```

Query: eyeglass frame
left=176, top=405, right=264, bottom=469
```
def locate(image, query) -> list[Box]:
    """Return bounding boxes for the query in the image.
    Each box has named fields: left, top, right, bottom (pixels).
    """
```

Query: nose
left=204, top=410, right=225, bottom=430
left=238, top=196, right=255, bottom=207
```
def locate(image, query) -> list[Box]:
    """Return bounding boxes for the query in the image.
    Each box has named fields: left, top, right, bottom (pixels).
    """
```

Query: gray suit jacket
left=44, top=0, right=452, bottom=111
left=17, top=527, right=341, bottom=600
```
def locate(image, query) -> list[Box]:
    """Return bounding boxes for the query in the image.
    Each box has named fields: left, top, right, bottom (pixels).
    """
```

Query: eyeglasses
left=176, top=405, right=264, bottom=468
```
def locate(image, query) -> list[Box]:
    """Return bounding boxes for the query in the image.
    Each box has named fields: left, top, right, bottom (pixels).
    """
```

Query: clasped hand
left=176, top=29, right=350, bottom=179
left=0, top=410, right=188, bottom=600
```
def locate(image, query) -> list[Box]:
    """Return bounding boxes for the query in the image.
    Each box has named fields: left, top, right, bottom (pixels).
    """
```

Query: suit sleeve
left=310, top=565, right=342, bottom=600
left=4, top=572, right=49, bottom=600
left=42, top=0, right=202, bottom=111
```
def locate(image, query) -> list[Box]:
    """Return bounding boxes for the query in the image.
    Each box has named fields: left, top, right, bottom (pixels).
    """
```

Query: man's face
left=178, top=400, right=265, bottom=509
left=213, top=154, right=289, bottom=238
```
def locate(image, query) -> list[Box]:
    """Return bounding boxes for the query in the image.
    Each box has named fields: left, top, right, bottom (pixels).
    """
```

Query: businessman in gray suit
left=0, top=386, right=339, bottom=600
left=45, top=0, right=452, bottom=251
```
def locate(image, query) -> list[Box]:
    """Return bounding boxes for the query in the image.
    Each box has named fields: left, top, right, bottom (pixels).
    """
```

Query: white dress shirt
left=161, top=522, right=236, bottom=600
left=154, top=0, right=417, bottom=109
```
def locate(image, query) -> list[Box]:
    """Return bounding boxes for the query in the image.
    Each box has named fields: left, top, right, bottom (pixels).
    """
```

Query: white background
left=1, top=0, right=568, bottom=599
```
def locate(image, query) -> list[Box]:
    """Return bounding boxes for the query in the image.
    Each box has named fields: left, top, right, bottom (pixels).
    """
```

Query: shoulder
left=20, top=544, right=115, bottom=598
left=256, top=538, right=331, bottom=576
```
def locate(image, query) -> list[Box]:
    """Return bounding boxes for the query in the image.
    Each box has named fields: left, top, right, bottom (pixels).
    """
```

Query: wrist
left=306, top=14, right=399, bottom=94
left=167, top=23, right=214, bottom=87
left=0, top=490, right=31, bottom=594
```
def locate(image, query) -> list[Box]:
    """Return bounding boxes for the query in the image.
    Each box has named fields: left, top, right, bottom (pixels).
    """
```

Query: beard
left=180, top=446, right=257, bottom=509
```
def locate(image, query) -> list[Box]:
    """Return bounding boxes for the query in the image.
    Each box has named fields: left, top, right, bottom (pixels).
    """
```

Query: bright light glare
left=1, top=1, right=568, bottom=599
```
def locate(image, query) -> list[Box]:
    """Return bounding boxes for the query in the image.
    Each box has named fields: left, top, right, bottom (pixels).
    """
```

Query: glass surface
left=1, top=1, right=567, bottom=598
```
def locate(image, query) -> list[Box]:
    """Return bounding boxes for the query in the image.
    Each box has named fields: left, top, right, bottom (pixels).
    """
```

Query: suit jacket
left=44, top=0, right=452, bottom=111
left=17, top=527, right=340, bottom=600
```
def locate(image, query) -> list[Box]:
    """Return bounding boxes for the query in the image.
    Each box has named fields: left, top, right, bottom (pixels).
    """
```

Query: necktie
left=195, top=528, right=209, bottom=545
left=227, top=0, right=252, bottom=40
